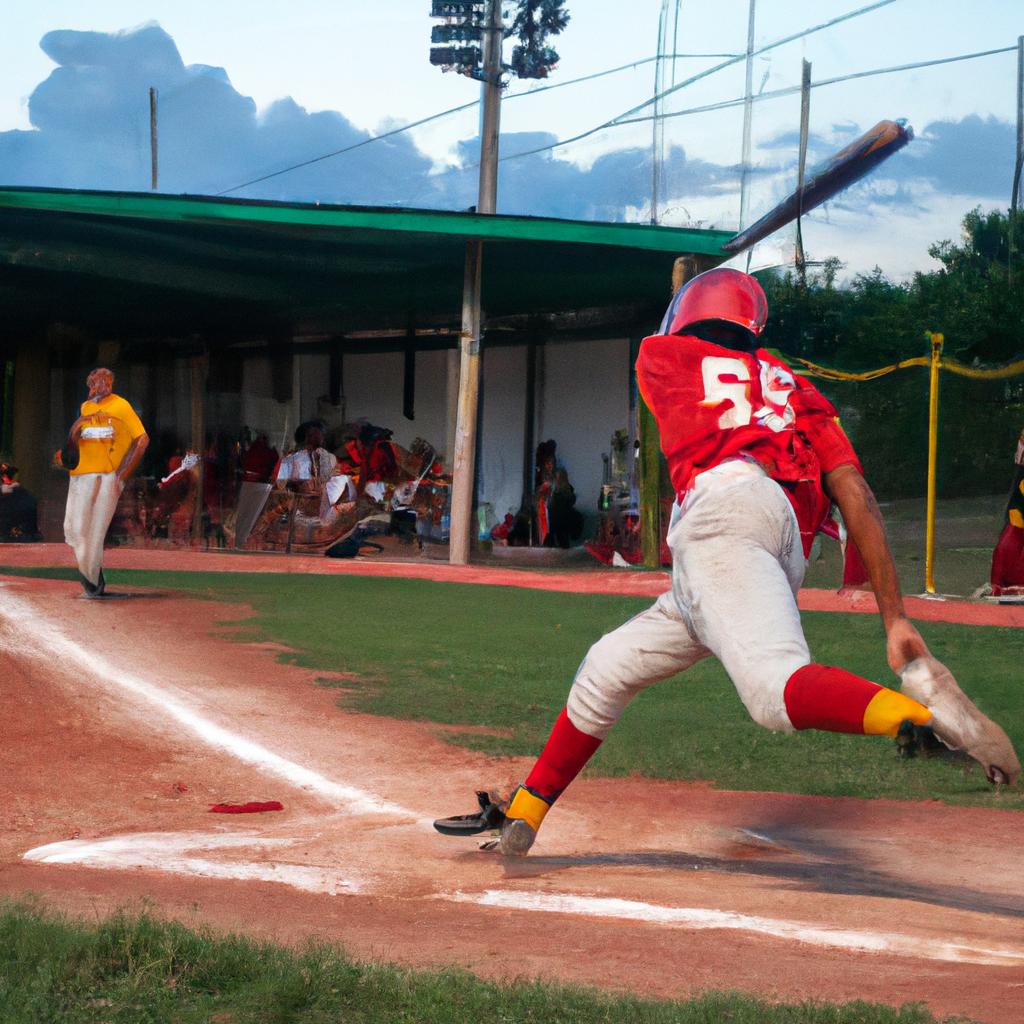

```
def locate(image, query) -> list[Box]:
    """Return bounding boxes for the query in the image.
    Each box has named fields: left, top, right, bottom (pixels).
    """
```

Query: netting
left=792, top=355, right=1024, bottom=499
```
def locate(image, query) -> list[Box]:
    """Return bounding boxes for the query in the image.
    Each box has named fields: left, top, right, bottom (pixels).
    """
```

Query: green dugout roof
left=0, top=186, right=732, bottom=341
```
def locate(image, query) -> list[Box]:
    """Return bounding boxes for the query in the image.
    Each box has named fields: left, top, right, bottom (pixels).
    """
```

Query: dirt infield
left=2, top=571, right=1023, bottom=1023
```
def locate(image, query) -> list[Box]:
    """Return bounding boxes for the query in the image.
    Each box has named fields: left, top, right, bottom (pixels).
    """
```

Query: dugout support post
left=640, top=256, right=713, bottom=567
left=190, top=347, right=208, bottom=546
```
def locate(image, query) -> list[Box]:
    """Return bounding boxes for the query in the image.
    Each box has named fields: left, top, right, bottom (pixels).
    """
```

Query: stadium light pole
left=432, top=0, right=567, bottom=562
left=448, top=0, right=503, bottom=564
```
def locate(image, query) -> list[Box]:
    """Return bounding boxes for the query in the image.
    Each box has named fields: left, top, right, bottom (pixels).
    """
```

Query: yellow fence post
left=924, top=332, right=943, bottom=595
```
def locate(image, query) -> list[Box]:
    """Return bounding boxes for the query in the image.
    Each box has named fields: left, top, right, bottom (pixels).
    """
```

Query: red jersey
left=636, top=333, right=860, bottom=555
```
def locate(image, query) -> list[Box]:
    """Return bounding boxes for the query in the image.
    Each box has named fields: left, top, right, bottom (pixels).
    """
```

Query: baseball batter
left=64, top=367, right=148, bottom=596
left=437, top=268, right=1019, bottom=854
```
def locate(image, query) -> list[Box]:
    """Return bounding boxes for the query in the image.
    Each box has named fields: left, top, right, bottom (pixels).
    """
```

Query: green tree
left=910, top=207, right=1024, bottom=363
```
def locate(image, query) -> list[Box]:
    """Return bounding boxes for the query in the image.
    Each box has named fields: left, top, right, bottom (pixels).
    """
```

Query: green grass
left=0, top=900, right=968, bottom=1024
left=3, top=565, right=1022, bottom=809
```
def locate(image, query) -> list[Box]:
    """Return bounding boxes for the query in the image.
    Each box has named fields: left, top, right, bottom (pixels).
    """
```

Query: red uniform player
left=436, top=269, right=1019, bottom=854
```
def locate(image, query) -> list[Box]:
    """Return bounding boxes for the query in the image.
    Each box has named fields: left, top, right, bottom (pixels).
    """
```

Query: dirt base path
left=3, top=542, right=1023, bottom=627
left=1, top=574, right=1022, bottom=1023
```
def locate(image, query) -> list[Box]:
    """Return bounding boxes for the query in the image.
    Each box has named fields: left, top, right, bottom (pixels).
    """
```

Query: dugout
left=0, top=186, right=730, bottom=553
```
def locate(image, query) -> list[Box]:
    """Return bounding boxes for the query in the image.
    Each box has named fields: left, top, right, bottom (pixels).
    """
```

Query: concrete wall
left=473, top=337, right=633, bottom=533
left=478, top=343, right=527, bottom=527
left=536, top=336, right=631, bottom=532
left=340, top=348, right=449, bottom=455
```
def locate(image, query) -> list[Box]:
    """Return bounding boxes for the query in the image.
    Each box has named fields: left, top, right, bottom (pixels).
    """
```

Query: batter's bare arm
left=116, top=432, right=150, bottom=483
left=823, top=463, right=929, bottom=673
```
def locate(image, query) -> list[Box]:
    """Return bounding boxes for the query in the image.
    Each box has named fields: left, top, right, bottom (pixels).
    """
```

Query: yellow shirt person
left=64, top=368, right=148, bottom=597
left=72, top=394, right=146, bottom=476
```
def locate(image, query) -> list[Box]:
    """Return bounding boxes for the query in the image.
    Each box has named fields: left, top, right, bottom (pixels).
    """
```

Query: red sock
left=523, top=708, right=603, bottom=802
left=783, top=664, right=930, bottom=737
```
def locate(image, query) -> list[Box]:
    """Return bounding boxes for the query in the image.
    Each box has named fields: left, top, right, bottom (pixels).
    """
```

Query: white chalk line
left=0, top=583, right=418, bottom=821
left=24, top=831, right=365, bottom=895
left=26, top=825, right=1024, bottom=966
left=442, top=890, right=1024, bottom=968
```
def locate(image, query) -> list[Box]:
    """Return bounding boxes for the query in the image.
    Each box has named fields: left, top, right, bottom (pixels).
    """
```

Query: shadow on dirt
left=505, top=837, right=1024, bottom=920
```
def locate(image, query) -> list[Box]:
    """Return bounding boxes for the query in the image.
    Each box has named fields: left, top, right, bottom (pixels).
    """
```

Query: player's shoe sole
left=498, top=817, right=537, bottom=857
left=900, top=656, right=1020, bottom=786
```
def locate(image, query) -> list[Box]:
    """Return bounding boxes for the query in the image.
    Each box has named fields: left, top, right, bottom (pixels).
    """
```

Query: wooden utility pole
left=476, top=0, right=502, bottom=216
left=149, top=87, right=158, bottom=190
left=448, top=0, right=502, bottom=564
left=795, top=59, right=811, bottom=287
left=1014, top=35, right=1024, bottom=219
left=737, top=0, right=757, bottom=242
left=1009, top=36, right=1023, bottom=285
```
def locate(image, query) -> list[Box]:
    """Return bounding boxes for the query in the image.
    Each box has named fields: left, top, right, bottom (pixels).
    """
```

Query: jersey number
left=701, top=356, right=753, bottom=429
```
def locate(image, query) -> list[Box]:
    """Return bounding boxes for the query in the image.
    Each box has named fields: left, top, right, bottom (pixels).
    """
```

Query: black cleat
left=78, top=572, right=101, bottom=597
left=896, top=719, right=947, bottom=759
left=433, top=791, right=507, bottom=836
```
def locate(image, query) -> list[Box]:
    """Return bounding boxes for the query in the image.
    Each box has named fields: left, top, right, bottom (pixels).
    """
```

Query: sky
left=0, top=1, right=1021, bottom=279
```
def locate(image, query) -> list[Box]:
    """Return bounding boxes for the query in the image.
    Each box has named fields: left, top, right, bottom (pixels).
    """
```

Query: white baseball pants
left=567, top=460, right=811, bottom=737
left=64, top=472, right=122, bottom=586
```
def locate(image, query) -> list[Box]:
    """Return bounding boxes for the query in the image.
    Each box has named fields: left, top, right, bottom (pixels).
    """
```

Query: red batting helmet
left=661, top=267, right=768, bottom=337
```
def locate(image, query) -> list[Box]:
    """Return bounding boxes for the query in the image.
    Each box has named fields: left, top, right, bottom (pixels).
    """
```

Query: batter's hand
left=886, top=616, right=929, bottom=675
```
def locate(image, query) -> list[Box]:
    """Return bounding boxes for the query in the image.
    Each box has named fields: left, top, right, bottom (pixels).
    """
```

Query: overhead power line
left=508, top=52, right=741, bottom=99
left=217, top=99, right=480, bottom=195
left=399, top=40, right=1018, bottom=208
left=611, top=45, right=1019, bottom=132
left=217, top=51, right=738, bottom=195
left=493, top=0, right=900, bottom=165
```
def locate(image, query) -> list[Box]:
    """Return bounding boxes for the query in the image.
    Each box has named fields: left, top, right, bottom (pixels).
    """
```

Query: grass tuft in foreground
left=0, top=901, right=966, bottom=1024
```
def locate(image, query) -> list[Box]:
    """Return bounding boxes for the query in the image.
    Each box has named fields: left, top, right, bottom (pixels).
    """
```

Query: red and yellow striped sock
left=506, top=708, right=603, bottom=829
left=506, top=785, right=553, bottom=832
left=784, top=663, right=931, bottom=737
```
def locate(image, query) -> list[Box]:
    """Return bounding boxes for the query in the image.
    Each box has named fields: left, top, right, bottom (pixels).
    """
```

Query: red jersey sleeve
left=811, top=417, right=861, bottom=474
left=788, top=373, right=862, bottom=475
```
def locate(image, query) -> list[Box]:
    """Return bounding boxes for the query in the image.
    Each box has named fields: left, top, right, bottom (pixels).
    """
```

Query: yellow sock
left=506, top=786, right=552, bottom=832
left=862, top=688, right=932, bottom=738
